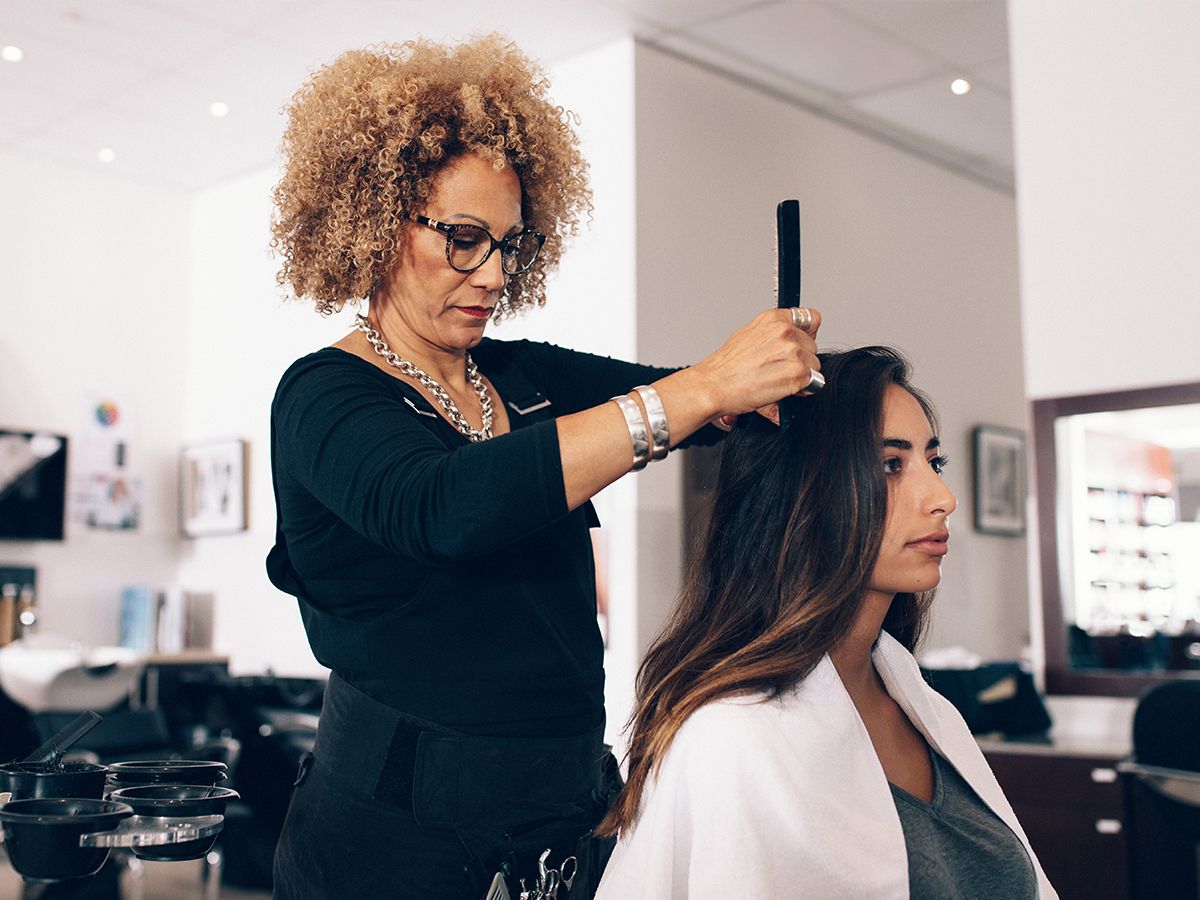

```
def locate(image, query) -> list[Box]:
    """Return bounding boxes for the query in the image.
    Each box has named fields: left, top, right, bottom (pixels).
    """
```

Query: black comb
left=776, top=200, right=801, bottom=428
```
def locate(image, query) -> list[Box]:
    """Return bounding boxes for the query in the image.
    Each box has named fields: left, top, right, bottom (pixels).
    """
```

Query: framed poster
left=973, top=425, right=1026, bottom=536
left=181, top=439, right=248, bottom=537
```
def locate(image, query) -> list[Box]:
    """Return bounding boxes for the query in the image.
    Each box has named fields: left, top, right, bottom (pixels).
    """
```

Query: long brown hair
left=599, top=347, right=937, bottom=836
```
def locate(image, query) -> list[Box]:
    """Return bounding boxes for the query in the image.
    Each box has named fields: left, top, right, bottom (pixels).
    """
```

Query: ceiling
left=1, top=0, right=1014, bottom=193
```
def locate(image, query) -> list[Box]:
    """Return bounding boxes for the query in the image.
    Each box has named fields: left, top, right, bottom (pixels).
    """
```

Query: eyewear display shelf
left=1080, top=486, right=1176, bottom=621
left=1069, top=483, right=1195, bottom=673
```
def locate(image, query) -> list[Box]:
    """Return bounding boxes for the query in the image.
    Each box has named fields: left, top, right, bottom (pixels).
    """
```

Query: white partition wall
left=1009, top=0, right=1200, bottom=400
left=1009, top=1, right=1200, bottom=677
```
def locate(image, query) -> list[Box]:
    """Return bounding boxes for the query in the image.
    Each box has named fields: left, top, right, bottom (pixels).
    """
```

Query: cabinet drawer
left=984, top=752, right=1129, bottom=900
left=986, top=752, right=1124, bottom=816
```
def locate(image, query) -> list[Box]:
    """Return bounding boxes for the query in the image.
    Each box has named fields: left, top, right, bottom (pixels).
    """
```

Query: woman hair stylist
left=266, top=35, right=822, bottom=899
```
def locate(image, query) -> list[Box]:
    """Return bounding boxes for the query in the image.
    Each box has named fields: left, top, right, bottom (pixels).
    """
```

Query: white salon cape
left=596, top=632, right=1057, bottom=899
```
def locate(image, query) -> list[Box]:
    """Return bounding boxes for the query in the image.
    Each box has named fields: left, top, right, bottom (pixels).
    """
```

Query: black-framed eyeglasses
left=412, top=215, right=546, bottom=275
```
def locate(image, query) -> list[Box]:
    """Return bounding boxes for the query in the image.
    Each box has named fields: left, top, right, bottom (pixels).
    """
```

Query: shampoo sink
left=0, top=638, right=143, bottom=713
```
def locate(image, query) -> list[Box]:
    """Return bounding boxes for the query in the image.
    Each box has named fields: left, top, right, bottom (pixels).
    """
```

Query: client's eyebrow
left=882, top=437, right=941, bottom=451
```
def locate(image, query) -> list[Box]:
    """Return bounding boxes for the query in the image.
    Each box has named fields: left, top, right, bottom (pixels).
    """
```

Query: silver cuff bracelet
left=611, top=394, right=650, bottom=472
left=633, top=385, right=669, bottom=461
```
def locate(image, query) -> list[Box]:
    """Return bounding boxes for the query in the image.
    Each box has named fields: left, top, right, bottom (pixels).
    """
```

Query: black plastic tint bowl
left=0, top=762, right=108, bottom=801
left=107, top=784, right=238, bottom=818
left=105, top=759, right=227, bottom=788
left=105, top=786, right=235, bottom=861
left=0, top=798, right=132, bottom=883
left=127, top=822, right=223, bottom=862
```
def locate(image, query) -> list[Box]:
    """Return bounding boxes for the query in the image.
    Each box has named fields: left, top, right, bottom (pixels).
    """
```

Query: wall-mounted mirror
left=1034, top=383, right=1200, bottom=695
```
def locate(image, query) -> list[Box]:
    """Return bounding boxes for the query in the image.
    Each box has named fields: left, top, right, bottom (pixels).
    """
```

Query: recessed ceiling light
left=97, top=148, right=116, bottom=164
left=1, top=45, right=23, bottom=63
left=950, top=78, right=972, bottom=96
left=209, top=101, right=229, bottom=118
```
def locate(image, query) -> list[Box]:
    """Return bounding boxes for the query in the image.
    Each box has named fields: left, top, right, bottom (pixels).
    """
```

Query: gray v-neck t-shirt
left=890, top=751, right=1038, bottom=899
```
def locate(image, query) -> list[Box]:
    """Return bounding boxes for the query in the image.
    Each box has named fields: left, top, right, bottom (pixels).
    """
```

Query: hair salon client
left=595, top=347, right=1057, bottom=900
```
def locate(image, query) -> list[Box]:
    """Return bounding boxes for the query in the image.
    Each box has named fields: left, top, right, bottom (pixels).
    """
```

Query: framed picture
left=180, top=439, right=248, bottom=537
left=973, top=425, right=1026, bottom=536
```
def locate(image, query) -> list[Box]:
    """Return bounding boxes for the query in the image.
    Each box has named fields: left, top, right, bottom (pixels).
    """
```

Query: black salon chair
left=0, top=687, right=37, bottom=762
left=199, top=675, right=321, bottom=891
left=1121, top=680, right=1200, bottom=900
left=31, top=706, right=175, bottom=762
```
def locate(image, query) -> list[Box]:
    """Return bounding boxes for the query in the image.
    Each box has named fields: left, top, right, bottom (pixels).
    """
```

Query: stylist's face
left=382, top=153, right=523, bottom=352
left=868, top=385, right=957, bottom=597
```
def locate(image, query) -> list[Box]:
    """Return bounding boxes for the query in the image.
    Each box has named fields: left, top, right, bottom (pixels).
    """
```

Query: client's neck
left=829, top=590, right=893, bottom=702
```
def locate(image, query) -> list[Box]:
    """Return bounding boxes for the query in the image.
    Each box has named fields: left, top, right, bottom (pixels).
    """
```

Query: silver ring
left=805, top=370, right=825, bottom=394
left=790, top=306, right=814, bottom=333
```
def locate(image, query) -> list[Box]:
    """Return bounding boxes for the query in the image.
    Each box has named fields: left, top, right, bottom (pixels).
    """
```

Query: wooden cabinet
left=985, top=750, right=1129, bottom=900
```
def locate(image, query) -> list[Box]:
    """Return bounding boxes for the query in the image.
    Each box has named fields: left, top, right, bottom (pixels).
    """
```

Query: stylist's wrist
left=641, top=367, right=725, bottom=451
left=667, top=363, right=725, bottom=421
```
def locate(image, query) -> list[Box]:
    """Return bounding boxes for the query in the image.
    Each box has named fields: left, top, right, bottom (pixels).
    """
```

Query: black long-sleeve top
left=267, top=339, right=721, bottom=738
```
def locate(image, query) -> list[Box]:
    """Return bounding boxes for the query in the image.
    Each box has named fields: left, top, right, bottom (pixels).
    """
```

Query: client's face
left=869, top=385, right=957, bottom=597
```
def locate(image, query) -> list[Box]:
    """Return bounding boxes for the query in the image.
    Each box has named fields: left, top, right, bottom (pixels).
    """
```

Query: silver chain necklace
left=355, top=314, right=494, bottom=442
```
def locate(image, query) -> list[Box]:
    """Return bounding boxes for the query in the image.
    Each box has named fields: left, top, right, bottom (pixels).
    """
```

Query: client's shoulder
left=665, top=684, right=811, bottom=773
left=678, top=689, right=778, bottom=737
left=644, top=691, right=781, bottom=801
left=666, top=658, right=863, bottom=770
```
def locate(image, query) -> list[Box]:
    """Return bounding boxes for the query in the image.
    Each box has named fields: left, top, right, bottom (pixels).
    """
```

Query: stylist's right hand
left=690, top=307, right=823, bottom=423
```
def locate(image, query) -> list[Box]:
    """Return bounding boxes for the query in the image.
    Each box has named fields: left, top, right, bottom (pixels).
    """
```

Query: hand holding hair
left=699, top=306, right=823, bottom=431
left=557, top=305, right=823, bottom=508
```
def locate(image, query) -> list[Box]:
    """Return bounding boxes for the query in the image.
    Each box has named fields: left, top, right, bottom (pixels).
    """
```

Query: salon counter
left=978, top=696, right=1137, bottom=900
left=977, top=694, right=1136, bottom=759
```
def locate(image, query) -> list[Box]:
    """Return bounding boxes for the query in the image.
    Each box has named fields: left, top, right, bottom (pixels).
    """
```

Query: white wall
left=1009, top=0, right=1200, bottom=400
left=175, top=167, right=351, bottom=677
left=632, top=44, right=1029, bottom=660
left=0, top=157, right=190, bottom=644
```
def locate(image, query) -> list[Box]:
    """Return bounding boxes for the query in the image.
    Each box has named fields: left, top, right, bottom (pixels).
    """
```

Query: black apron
left=273, top=674, right=620, bottom=899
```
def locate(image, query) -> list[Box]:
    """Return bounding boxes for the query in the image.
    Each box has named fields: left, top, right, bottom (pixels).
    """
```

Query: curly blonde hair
left=271, top=34, right=591, bottom=318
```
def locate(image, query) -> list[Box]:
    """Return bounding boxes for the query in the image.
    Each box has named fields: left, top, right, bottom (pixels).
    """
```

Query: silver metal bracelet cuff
left=610, top=394, right=650, bottom=472
left=633, top=385, right=669, bottom=461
